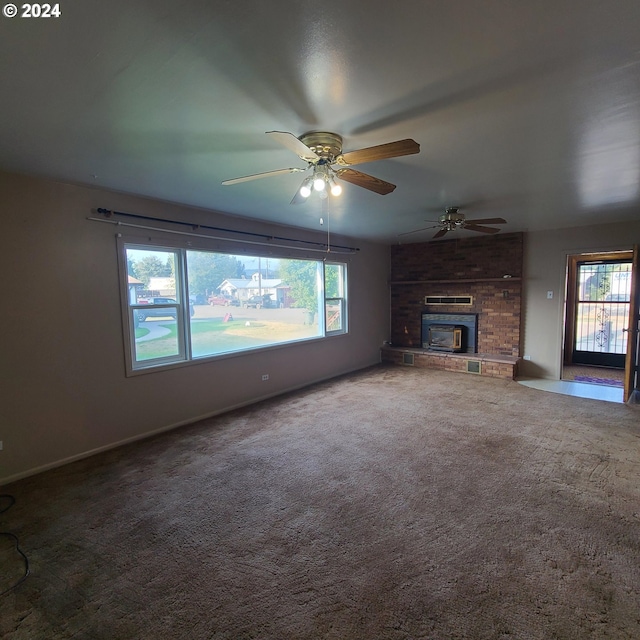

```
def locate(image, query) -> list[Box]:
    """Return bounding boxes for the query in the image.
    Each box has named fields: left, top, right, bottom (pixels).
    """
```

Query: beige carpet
left=1, top=365, right=639, bottom=639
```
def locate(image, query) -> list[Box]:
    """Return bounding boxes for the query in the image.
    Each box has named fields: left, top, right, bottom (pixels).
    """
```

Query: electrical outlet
left=547, top=290, right=554, bottom=299
left=261, top=374, right=269, bottom=381
left=523, top=355, right=532, bottom=361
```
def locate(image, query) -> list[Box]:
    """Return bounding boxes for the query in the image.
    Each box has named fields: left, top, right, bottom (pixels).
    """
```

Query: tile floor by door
left=518, top=363, right=626, bottom=403
left=518, top=378, right=624, bottom=403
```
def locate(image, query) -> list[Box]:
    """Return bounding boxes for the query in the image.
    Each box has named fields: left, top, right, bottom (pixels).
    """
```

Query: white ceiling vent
left=425, top=295, right=473, bottom=306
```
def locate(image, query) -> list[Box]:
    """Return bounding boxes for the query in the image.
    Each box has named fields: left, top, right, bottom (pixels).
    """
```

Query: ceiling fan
left=222, top=131, right=420, bottom=203
left=400, top=206, right=507, bottom=239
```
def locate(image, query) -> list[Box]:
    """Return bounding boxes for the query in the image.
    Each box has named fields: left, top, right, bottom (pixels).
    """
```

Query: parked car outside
left=136, top=298, right=194, bottom=322
left=243, top=294, right=275, bottom=309
left=208, top=294, right=239, bottom=306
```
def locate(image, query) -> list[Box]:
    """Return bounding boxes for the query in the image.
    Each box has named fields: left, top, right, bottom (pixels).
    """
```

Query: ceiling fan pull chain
left=323, top=196, right=330, bottom=253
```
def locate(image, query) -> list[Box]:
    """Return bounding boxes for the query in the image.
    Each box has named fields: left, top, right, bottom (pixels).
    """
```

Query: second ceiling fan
left=400, top=206, right=507, bottom=239
left=222, top=131, right=420, bottom=203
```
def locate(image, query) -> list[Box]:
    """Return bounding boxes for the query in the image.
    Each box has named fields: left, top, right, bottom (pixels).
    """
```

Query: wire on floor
left=0, top=495, right=30, bottom=596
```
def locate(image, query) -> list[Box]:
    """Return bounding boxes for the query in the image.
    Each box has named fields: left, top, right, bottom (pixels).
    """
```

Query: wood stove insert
left=422, top=313, right=478, bottom=353
left=428, top=324, right=464, bottom=352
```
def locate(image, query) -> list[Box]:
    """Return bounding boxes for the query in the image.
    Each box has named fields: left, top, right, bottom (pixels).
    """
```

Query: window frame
left=118, top=236, right=349, bottom=375
left=324, top=262, right=348, bottom=336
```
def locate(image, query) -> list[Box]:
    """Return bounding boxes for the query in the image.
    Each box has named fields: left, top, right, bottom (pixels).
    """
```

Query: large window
left=121, top=241, right=348, bottom=372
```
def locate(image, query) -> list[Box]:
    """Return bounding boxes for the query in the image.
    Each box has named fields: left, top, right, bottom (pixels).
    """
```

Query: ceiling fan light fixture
left=313, top=173, right=326, bottom=192
left=299, top=176, right=313, bottom=198
left=224, top=131, right=420, bottom=202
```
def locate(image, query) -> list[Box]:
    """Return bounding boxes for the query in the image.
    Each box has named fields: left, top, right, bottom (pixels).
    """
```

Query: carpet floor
left=1, top=365, right=639, bottom=639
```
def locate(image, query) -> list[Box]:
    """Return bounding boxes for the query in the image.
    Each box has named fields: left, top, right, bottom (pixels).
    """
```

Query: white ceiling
left=1, top=0, right=640, bottom=243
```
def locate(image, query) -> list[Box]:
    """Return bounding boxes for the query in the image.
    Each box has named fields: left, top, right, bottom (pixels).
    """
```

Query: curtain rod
left=88, top=217, right=357, bottom=255
left=91, top=208, right=359, bottom=254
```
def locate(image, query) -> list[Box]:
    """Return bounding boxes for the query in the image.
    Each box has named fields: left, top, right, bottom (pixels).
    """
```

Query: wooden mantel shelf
left=389, top=277, right=522, bottom=285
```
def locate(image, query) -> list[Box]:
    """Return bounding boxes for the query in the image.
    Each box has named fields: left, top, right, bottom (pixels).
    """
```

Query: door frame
left=564, top=250, right=634, bottom=369
left=624, top=245, right=639, bottom=402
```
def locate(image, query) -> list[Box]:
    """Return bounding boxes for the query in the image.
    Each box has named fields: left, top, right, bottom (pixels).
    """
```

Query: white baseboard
left=0, top=362, right=377, bottom=487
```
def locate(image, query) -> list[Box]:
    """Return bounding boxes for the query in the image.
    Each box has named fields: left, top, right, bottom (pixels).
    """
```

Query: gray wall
left=1, top=171, right=390, bottom=484
left=521, top=220, right=640, bottom=379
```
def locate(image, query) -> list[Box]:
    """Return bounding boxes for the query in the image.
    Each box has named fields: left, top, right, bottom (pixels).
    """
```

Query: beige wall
left=0, top=171, right=390, bottom=484
left=521, top=219, right=640, bottom=379
left=3, top=167, right=637, bottom=484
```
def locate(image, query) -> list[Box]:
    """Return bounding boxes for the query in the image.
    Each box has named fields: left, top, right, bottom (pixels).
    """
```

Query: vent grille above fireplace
left=425, top=295, right=473, bottom=306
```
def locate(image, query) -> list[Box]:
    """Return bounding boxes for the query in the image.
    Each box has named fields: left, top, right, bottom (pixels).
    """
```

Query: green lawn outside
left=134, top=318, right=319, bottom=361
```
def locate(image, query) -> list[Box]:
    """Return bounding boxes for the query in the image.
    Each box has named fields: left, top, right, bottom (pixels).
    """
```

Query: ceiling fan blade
left=467, top=217, right=506, bottom=225
left=397, top=224, right=440, bottom=237
left=290, top=178, right=309, bottom=205
left=464, top=224, right=501, bottom=234
left=433, top=228, right=449, bottom=239
left=290, top=191, right=306, bottom=205
left=336, top=139, right=420, bottom=166
left=222, top=167, right=306, bottom=185
left=334, top=168, right=396, bottom=195
left=266, top=131, right=319, bottom=162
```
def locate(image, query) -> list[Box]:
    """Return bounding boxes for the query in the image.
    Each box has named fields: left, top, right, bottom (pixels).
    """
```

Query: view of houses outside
left=125, top=247, right=340, bottom=363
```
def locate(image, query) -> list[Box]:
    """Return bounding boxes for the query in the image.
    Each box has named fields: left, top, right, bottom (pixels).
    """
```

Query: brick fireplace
left=382, top=232, right=523, bottom=379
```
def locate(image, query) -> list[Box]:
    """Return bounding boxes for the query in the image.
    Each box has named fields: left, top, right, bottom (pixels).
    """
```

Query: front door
left=566, top=252, right=633, bottom=369
left=624, top=245, right=639, bottom=402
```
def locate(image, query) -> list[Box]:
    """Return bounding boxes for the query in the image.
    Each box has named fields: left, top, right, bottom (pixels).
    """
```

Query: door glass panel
left=574, top=261, right=632, bottom=360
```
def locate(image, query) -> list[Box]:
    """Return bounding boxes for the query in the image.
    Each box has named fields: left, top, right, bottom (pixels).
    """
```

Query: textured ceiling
left=1, top=0, right=640, bottom=242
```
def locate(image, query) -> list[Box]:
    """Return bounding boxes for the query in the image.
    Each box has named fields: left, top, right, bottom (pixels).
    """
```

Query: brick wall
left=381, top=348, right=519, bottom=379
left=389, top=233, right=523, bottom=357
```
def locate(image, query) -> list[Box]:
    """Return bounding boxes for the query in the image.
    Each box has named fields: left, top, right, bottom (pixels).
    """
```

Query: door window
left=572, top=259, right=632, bottom=367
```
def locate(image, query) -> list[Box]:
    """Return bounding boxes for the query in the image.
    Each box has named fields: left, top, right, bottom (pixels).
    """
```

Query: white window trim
left=118, top=236, right=348, bottom=375
left=324, top=262, right=348, bottom=336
